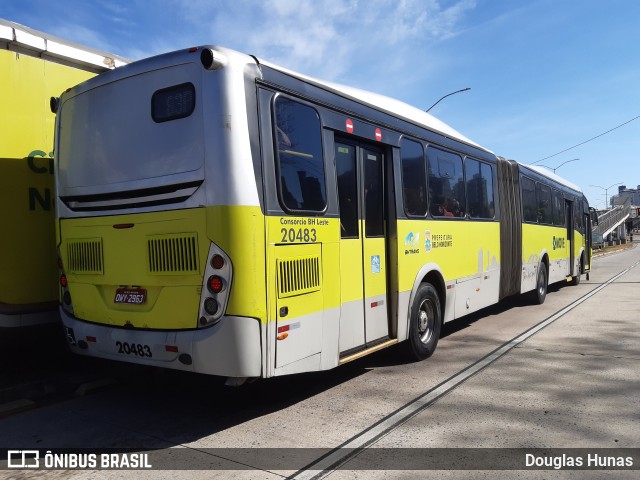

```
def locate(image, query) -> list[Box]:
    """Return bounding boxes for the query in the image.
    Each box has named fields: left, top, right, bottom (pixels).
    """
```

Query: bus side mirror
left=589, top=207, right=599, bottom=226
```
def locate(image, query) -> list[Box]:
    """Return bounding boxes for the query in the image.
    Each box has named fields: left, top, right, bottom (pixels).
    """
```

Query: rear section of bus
left=55, top=47, right=266, bottom=377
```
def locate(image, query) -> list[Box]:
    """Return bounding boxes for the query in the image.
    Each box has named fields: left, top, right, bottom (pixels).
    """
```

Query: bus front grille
left=67, top=238, right=104, bottom=274
left=148, top=233, right=199, bottom=274
left=277, top=256, right=321, bottom=298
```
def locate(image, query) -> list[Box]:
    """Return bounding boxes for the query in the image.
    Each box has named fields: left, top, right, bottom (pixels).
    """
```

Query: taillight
left=204, top=298, right=218, bottom=315
left=57, top=250, right=74, bottom=315
left=198, top=243, right=232, bottom=328
left=211, top=254, right=225, bottom=269
left=207, top=275, right=223, bottom=294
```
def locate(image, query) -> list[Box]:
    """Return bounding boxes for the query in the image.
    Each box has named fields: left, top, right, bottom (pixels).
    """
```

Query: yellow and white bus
left=54, top=46, right=591, bottom=381
left=0, top=19, right=126, bottom=327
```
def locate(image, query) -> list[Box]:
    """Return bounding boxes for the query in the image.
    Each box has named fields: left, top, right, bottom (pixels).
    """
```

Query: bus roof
left=520, top=164, right=583, bottom=193
left=258, top=58, right=491, bottom=153
left=0, top=18, right=128, bottom=72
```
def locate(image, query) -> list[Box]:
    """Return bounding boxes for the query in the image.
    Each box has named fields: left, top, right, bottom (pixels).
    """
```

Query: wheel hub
left=418, top=310, right=428, bottom=333
left=418, top=300, right=433, bottom=343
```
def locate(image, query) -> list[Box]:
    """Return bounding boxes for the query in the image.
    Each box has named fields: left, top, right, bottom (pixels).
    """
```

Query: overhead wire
left=532, top=114, right=640, bottom=164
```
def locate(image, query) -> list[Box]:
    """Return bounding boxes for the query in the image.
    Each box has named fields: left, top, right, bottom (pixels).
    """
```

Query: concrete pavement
left=1, top=246, right=638, bottom=479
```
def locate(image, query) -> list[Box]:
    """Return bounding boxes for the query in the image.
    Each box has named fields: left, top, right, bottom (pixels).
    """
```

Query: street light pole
left=426, top=87, right=471, bottom=113
left=538, top=158, right=580, bottom=173
left=590, top=182, right=623, bottom=209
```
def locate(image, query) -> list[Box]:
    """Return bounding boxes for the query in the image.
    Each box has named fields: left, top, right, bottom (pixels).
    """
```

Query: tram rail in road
left=291, top=255, right=640, bottom=478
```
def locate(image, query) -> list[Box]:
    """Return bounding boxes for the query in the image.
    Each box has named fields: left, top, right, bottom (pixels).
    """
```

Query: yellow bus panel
left=0, top=50, right=96, bottom=308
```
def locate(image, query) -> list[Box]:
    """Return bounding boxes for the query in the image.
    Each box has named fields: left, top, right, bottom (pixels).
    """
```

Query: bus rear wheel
left=571, top=257, right=583, bottom=285
left=531, top=262, right=548, bottom=305
left=406, top=283, right=442, bottom=361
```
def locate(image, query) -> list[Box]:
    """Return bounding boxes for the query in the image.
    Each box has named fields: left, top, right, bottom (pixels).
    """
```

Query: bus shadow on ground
left=57, top=289, right=636, bottom=460
left=0, top=282, right=579, bottom=448
left=82, top=287, right=571, bottom=444
left=0, top=282, right=566, bottom=412
left=0, top=323, right=79, bottom=407
left=361, top=286, right=566, bottom=370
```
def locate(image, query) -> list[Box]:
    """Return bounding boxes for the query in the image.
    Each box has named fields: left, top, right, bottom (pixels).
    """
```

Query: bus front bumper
left=60, top=308, right=262, bottom=378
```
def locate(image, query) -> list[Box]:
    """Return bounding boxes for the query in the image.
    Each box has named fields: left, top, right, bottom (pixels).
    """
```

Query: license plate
left=114, top=288, right=147, bottom=305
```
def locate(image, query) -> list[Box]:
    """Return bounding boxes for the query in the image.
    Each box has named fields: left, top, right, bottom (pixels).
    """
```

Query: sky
left=3, top=0, right=639, bottom=209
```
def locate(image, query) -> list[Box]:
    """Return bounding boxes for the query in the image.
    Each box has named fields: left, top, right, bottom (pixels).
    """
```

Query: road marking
left=290, top=261, right=640, bottom=479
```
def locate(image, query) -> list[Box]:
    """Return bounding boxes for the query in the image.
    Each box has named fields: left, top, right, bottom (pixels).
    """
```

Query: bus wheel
left=571, top=257, right=582, bottom=285
left=406, top=283, right=442, bottom=361
left=532, top=262, right=548, bottom=305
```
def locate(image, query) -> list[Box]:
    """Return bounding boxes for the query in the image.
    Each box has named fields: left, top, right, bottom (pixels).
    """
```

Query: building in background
left=611, top=185, right=640, bottom=206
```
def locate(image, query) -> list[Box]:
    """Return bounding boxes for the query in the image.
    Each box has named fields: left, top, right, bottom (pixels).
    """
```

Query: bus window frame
left=551, top=188, right=564, bottom=226
left=399, top=136, right=428, bottom=218
left=465, top=156, right=496, bottom=221
left=334, top=137, right=360, bottom=239
left=521, top=175, right=538, bottom=224
left=535, top=182, right=553, bottom=225
left=520, top=169, right=586, bottom=229
left=271, top=93, right=329, bottom=216
left=426, top=144, right=467, bottom=219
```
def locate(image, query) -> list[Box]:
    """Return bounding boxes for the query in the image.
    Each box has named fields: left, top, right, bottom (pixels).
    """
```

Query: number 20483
left=280, top=228, right=317, bottom=243
left=116, top=341, right=152, bottom=358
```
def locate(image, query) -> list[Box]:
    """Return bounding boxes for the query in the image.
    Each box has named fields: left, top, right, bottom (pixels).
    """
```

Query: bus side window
left=552, top=189, right=564, bottom=226
left=575, top=201, right=584, bottom=231
left=536, top=183, right=553, bottom=225
left=521, top=176, right=537, bottom=223
left=400, top=138, right=427, bottom=217
left=427, top=146, right=465, bottom=218
left=273, top=97, right=327, bottom=213
left=466, top=159, right=495, bottom=219
left=336, top=143, right=358, bottom=238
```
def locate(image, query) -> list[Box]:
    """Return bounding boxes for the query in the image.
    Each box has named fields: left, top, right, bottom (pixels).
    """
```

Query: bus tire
left=406, top=283, right=442, bottom=361
left=532, top=262, right=548, bottom=305
left=571, top=257, right=582, bottom=285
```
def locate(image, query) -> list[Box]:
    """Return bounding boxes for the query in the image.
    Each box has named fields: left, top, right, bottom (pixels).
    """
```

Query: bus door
left=335, top=139, right=389, bottom=354
left=584, top=211, right=592, bottom=272
left=565, top=199, right=575, bottom=276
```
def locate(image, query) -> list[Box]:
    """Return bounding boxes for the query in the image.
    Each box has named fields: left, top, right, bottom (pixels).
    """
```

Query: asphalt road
left=1, top=245, right=638, bottom=479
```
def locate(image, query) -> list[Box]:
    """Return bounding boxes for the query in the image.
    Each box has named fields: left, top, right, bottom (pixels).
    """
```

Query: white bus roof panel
left=522, top=164, right=582, bottom=193
left=259, top=58, right=490, bottom=153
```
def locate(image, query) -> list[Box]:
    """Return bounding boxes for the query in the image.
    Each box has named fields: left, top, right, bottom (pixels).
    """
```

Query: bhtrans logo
left=404, top=232, right=421, bottom=255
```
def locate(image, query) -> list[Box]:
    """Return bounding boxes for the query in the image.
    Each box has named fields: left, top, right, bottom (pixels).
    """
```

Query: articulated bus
left=0, top=19, right=127, bottom=327
left=54, top=46, right=591, bottom=382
